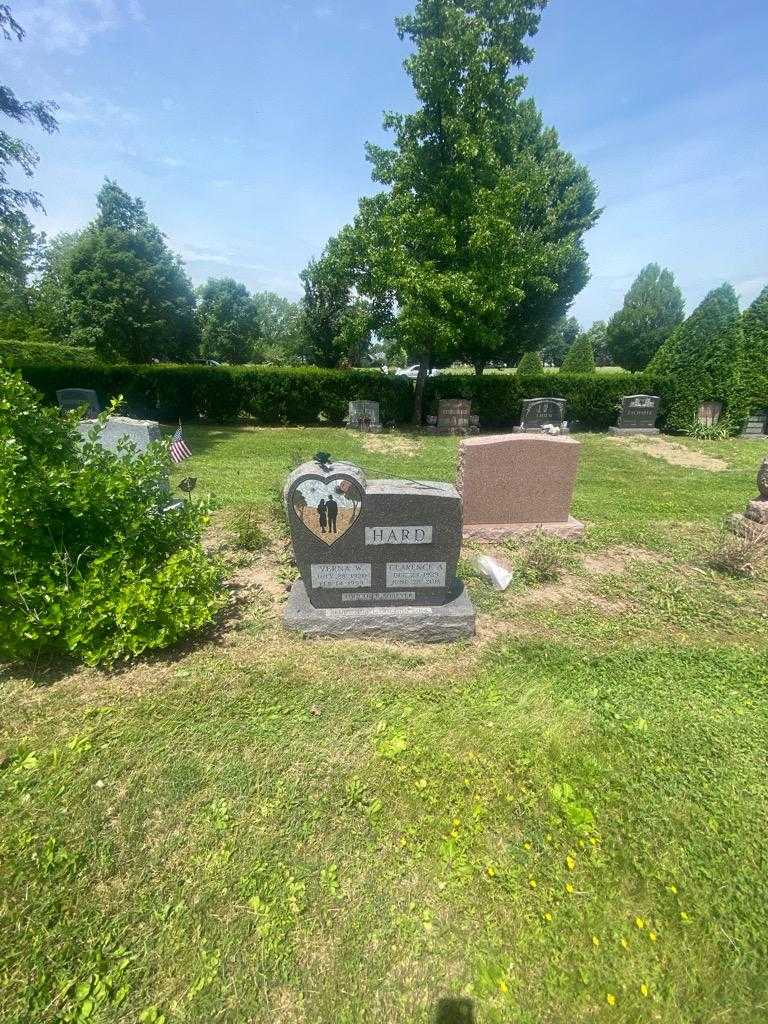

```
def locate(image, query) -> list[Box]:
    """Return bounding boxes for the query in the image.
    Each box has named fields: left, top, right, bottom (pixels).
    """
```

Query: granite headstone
left=741, top=410, right=768, bottom=439
left=514, top=397, right=568, bottom=434
left=347, top=400, right=383, bottom=433
left=283, top=457, right=475, bottom=639
left=425, top=398, right=478, bottom=435
left=609, top=394, right=661, bottom=436
left=458, top=432, right=584, bottom=540
left=57, top=388, right=101, bottom=418
left=76, top=415, right=162, bottom=455
left=697, top=401, right=723, bottom=427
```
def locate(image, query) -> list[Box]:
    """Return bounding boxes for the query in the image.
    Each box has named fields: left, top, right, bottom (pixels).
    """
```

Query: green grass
left=2, top=428, right=768, bottom=1023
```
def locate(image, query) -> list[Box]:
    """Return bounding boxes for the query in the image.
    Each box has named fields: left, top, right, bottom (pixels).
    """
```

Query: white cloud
left=14, top=0, right=142, bottom=54
left=57, top=91, right=140, bottom=125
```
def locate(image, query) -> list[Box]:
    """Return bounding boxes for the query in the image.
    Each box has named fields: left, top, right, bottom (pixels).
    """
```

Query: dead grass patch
left=360, top=432, right=423, bottom=458
left=610, top=436, right=728, bottom=472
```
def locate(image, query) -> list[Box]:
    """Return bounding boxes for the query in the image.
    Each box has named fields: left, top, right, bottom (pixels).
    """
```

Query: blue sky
left=7, top=0, right=768, bottom=327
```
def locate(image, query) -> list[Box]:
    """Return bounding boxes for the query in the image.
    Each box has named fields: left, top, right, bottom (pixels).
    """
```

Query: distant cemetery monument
left=609, top=394, right=661, bottom=436
left=514, top=397, right=569, bottom=434
left=76, top=415, right=162, bottom=456
left=697, top=401, right=723, bottom=426
left=347, top=400, right=382, bottom=433
left=425, top=399, right=479, bottom=435
left=741, top=409, right=768, bottom=439
left=458, top=432, right=584, bottom=540
left=57, top=388, right=101, bottom=418
left=283, top=456, right=476, bottom=640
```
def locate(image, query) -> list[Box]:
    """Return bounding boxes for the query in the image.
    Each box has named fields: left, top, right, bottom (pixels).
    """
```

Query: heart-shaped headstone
left=284, top=460, right=464, bottom=610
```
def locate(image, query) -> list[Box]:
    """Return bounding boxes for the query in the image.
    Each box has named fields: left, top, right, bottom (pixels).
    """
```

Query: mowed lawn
left=2, top=427, right=768, bottom=1024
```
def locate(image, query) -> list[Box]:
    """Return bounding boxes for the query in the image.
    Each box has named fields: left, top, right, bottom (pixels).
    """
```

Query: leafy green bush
left=649, top=284, right=744, bottom=433
left=19, top=363, right=414, bottom=425
left=516, top=350, right=544, bottom=375
left=0, top=338, right=101, bottom=366
left=741, top=285, right=768, bottom=410
left=560, top=332, right=596, bottom=373
left=424, top=370, right=661, bottom=430
left=0, top=368, right=225, bottom=665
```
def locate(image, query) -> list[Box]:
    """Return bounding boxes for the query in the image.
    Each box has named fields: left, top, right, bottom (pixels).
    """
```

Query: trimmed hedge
left=423, top=371, right=663, bottom=430
left=17, top=363, right=414, bottom=426
left=0, top=338, right=101, bottom=366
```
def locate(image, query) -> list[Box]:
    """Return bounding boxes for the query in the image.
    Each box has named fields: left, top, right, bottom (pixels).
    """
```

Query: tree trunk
left=473, top=361, right=485, bottom=375
left=412, top=350, right=431, bottom=427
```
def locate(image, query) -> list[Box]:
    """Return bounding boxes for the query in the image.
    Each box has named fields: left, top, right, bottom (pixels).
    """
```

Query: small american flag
left=170, top=425, right=192, bottom=464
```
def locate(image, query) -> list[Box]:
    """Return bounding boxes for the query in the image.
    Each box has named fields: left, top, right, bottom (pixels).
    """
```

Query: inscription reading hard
left=311, top=563, right=372, bottom=589
left=386, top=561, right=447, bottom=589
left=365, top=525, right=433, bottom=546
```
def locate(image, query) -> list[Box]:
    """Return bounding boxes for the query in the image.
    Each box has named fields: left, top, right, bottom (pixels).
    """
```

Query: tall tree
left=582, top=319, right=611, bottom=366
left=64, top=180, right=199, bottom=362
left=28, top=230, right=80, bottom=341
left=649, top=283, right=742, bottom=431
left=0, top=210, right=43, bottom=336
left=606, top=264, right=684, bottom=370
left=0, top=5, right=58, bottom=232
left=343, top=0, right=598, bottom=419
left=300, top=229, right=384, bottom=368
left=252, top=291, right=303, bottom=364
left=540, top=315, right=580, bottom=367
left=197, top=278, right=260, bottom=364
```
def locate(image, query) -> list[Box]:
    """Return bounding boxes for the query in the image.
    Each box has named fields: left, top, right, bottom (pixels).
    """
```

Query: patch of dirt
left=582, top=546, right=663, bottom=575
left=361, top=432, right=423, bottom=458
left=610, top=436, right=728, bottom=472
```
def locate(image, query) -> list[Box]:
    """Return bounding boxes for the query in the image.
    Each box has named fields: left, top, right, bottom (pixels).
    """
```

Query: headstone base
left=424, top=426, right=480, bottom=436
left=463, top=516, right=585, bottom=542
left=512, top=426, right=571, bottom=435
left=283, top=581, right=476, bottom=641
left=728, top=514, right=768, bottom=542
left=608, top=426, right=660, bottom=436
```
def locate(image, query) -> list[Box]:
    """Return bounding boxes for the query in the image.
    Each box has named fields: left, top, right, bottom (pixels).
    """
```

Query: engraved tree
left=294, top=491, right=307, bottom=521
left=337, top=481, right=359, bottom=517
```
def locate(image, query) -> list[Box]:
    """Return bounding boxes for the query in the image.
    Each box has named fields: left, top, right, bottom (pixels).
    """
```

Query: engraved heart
left=291, top=474, right=364, bottom=546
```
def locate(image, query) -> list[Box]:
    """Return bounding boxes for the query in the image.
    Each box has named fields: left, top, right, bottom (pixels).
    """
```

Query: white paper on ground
left=472, top=555, right=514, bottom=591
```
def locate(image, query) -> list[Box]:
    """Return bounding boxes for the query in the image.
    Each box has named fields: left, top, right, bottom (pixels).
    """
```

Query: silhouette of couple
left=317, top=496, right=339, bottom=534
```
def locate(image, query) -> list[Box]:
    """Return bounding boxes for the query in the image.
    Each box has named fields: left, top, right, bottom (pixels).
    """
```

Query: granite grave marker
left=347, top=400, right=383, bottom=433
left=458, top=432, right=584, bottom=540
left=425, top=399, right=479, bottom=435
left=741, top=410, right=768, bottom=439
left=514, top=397, right=568, bottom=434
left=283, top=457, right=476, bottom=639
left=57, top=388, right=100, bottom=418
left=76, top=415, right=162, bottom=456
left=697, top=401, right=723, bottom=427
left=609, top=394, right=661, bottom=436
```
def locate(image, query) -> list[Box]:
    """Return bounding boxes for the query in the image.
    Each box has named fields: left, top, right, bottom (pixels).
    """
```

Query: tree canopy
left=197, top=277, right=261, bottom=364
left=63, top=180, right=199, bottom=363
left=741, top=285, right=768, bottom=406
left=540, top=315, right=580, bottom=366
left=319, top=0, right=598, bottom=417
left=516, top=349, right=544, bottom=374
left=561, top=329, right=596, bottom=373
left=606, top=264, right=684, bottom=370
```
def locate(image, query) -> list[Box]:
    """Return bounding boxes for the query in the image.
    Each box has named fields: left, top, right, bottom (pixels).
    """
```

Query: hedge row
left=424, top=371, right=663, bottom=430
left=0, top=338, right=101, bottom=366
left=18, top=363, right=415, bottom=425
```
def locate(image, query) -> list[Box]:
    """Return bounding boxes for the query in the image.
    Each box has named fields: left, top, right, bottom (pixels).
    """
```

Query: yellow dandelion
left=649, top=931, right=657, bottom=942
left=590, top=836, right=598, bottom=846
left=634, top=916, right=645, bottom=929
left=620, top=937, right=629, bottom=950
left=606, top=993, right=616, bottom=1006
left=450, top=830, right=459, bottom=839
left=565, top=882, right=574, bottom=893
left=640, top=984, right=649, bottom=998
left=529, top=878, right=537, bottom=889
left=499, top=980, right=508, bottom=994
left=544, top=912, right=553, bottom=922
left=486, top=865, right=496, bottom=878
left=592, top=935, right=600, bottom=947
left=566, top=854, right=576, bottom=871
left=452, top=818, right=461, bottom=827
left=524, top=842, right=532, bottom=851
left=667, top=884, right=678, bottom=894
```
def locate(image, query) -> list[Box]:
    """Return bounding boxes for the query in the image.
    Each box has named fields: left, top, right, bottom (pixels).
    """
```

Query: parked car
left=394, top=364, right=439, bottom=379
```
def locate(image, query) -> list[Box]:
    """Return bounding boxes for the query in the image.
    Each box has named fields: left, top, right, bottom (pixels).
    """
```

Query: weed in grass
left=707, top=528, right=767, bottom=578
left=227, top=505, right=269, bottom=551
left=509, top=533, right=581, bottom=586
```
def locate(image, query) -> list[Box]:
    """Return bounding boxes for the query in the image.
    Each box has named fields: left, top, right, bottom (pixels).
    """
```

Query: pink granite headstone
left=457, top=432, right=584, bottom=540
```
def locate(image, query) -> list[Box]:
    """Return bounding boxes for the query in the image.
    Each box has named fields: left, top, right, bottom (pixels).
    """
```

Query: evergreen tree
left=28, top=231, right=81, bottom=342
left=0, top=210, right=43, bottom=337
left=606, top=264, right=684, bottom=370
left=197, top=278, right=260, bottom=364
left=517, top=349, right=543, bottom=374
left=649, top=283, right=742, bottom=431
left=583, top=319, right=611, bottom=366
left=741, top=286, right=768, bottom=406
left=64, top=180, right=199, bottom=362
left=561, top=330, right=596, bottom=373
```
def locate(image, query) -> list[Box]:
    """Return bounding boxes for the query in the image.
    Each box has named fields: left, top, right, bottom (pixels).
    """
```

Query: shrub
left=517, top=350, right=544, bottom=375
left=0, top=338, right=101, bottom=366
left=649, top=284, right=743, bottom=432
left=0, top=368, right=225, bottom=665
left=560, top=332, right=596, bottom=373
left=741, top=285, right=768, bottom=410
left=19, top=363, right=414, bottom=426
left=513, top=533, right=579, bottom=586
